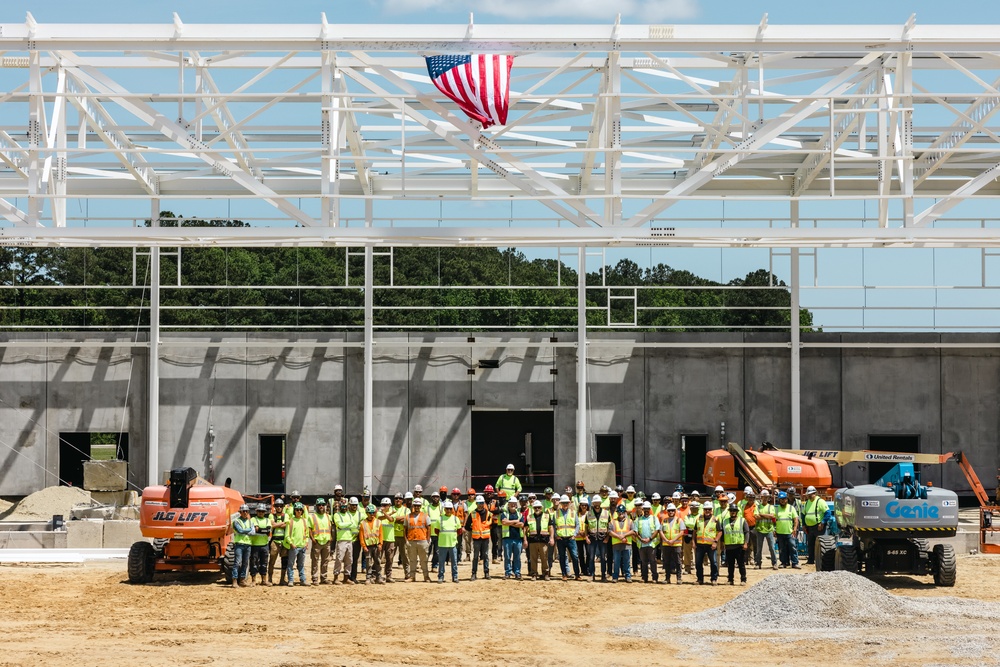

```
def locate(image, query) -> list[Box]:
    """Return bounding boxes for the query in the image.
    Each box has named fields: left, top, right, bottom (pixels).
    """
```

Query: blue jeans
left=232, top=543, right=251, bottom=582
left=777, top=533, right=799, bottom=567
left=503, top=538, right=522, bottom=577
left=437, top=545, right=458, bottom=582
left=588, top=540, right=608, bottom=578
left=612, top=546, right=631, bottom=581
left=556, top=538, right=580, bottom=577
left=286, top=545, right=307, bottom=584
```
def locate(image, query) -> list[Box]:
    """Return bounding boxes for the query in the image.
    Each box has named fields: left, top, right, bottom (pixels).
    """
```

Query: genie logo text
left=885, top=501, right=939, bottom=520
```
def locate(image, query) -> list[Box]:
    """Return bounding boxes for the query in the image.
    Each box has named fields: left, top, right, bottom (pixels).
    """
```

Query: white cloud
left=379, top=0, right=699, bottom=22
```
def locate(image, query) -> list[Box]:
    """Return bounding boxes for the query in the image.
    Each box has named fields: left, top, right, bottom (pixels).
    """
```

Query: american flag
left=425, top=54, right=514, bottom=128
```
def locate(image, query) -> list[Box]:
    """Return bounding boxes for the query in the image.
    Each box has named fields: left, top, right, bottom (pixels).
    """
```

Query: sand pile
left=1, top=486, right=93, bottom=521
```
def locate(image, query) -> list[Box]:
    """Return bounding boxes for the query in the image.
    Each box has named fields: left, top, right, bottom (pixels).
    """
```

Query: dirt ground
left=0, top=553, right=998, bottom=667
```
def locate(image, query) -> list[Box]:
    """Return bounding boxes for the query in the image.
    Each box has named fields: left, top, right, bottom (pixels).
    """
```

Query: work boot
left=385, top=577, right=394, bottom=584
left=238, top=578, right=248, bottom=588
left=343, top=575, right=354, bottom=585
left=231, top=580, right=239, bottom=589
left=247, top=577, right=255, bottom=588
left=262, top=579, right=271, bottom=587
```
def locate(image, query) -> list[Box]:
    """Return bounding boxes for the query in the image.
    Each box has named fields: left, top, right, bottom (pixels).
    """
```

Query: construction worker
left=597, top=485, right=611, bottom=509
left=659, top=503, right=685, bottom=584
left=740, top=491, right=758, bottom=567
left=490, top=489, right=505, bottom=563
left=378, top=498, right=397, bottom=583
left=496, top=463, right=523, bottom=498
left=500, top=496, right=524, bottom=580
left=286, top=490, right=303, bottom=519
left=231, top=504, right=254, bottom=589
left=723, top=504, right=750, bottom=586
left=395, top=493, right=410, bottom=575
left=753, top=489, right=778, bottom=570
left=587, top=493, right=610, bottom=581
left=573, top=481, right=588, bottom=508
left=553, top=495, right=581, bottom=581
left=425, top=490, right=443, bottom=572
left=546, top=492, right=560, bottom=573
left=267, top=498, right=288, bottom=585
left=463, top=488, right=477, bottom=562
left=802, top=485, right=829, bottom=565
left=465, top=494, right=492, bottom=580
left=634, top=501, right=660, bottom=583
left=331, top=484, right=345, bottom=506
left=608, top=504, right=634, bottom=583
left=575, top=497, right=591, bottom=576
left=405, top=497, right=432, bottom=582
left=694, top=501, right=721, bottom=585
left=435, top=500, right=462, bottom=583
left=650, top=492, right=663, bottom=517
left=715, top=490, right=731, bottom=519
left=542, top=487, right=555, bottom=512
left=413, top=484, right=424, bottom=505
left=308, top=498, right=332, bottom=585
left=332, top=499, right=356, bottom=585
left=523, top=500, right=553, bottom=580
left=359, top=503, right=383, bottom=584
left=347, top=496, right=367, bottom=583
left=774, top=491, right=801, bottom=569
left=283, top=502, right=310, bottom=586
left=249, top=503, right=272, bottom=587
left=450, top=488, right=466, bottom=561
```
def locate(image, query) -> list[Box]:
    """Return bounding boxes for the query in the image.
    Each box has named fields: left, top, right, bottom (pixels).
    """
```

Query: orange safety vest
left=696, top=517, right=719, bottom=546
left=661, top=517, right=684, bottom=547
left=406, top=512, right=430, bottom=541
left=742, top=503, right=757, bottom=528
left=359, top=518, right=383, bottom=547
left=453, top=501, right=467, bottom=524
left=470, top=511, right=492, bottom=540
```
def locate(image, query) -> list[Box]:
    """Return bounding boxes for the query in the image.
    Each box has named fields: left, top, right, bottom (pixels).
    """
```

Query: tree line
left=0, top=212, right=812, bottom=331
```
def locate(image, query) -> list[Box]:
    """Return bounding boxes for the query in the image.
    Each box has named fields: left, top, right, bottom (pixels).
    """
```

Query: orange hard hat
left=439, top=486, right=449, bottom=494
left=497, top=490, right=507, bottom=498
left=468, top=487, right=476, bottom=495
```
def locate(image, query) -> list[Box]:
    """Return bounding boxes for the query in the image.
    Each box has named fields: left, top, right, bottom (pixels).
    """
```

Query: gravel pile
left=1, top=486, right=93, bottom=521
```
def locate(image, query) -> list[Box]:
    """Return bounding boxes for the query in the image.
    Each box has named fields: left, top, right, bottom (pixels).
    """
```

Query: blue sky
left=6, top=1, right=1000, bottom=26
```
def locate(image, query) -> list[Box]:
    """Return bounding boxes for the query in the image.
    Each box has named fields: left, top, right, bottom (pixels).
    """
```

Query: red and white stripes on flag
left=425, top=54, right=515, bottom=128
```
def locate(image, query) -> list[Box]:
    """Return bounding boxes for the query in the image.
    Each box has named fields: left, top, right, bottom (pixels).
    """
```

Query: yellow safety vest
left=249, top=516, right=271, bottom=547
left=310, top=512, right=332, bottom=545
left=554, top=510, right=577, bottom=539
left=282, top=516, right=309, bottom=549
left=436, top=514, right=461, bottom=549
left=754, top=503, right=775, bottom=533
left=661, top=517, right=684, bottom=547
left=775, top=505, right=797, bottom=535
left=334, top=511, right=357, bottom=542
left=611, top=517, right=632, bottom=545
left=695, top=517, right=718, bottom=546
left=233, top=517, right=254, bottom=546
left=723, top=516, right=746, bottom=547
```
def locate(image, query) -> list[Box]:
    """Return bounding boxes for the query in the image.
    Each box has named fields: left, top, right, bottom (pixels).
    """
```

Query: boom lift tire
left=933, top=543, right=957, bottom=587
left=222, top=541, right=235, bottom=584
left=127, top=541, right=155, bottom=584
left=835, top=544, right=859, bottom=573
left=816, top=535, right=837, bottom=572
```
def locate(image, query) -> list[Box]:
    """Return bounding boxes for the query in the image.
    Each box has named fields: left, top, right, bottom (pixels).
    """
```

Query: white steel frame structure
left=6, top=16, right=1000, bottom=488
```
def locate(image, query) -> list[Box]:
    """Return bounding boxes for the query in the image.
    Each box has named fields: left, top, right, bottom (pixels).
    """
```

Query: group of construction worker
left=227, top=463, right=831, bottom=589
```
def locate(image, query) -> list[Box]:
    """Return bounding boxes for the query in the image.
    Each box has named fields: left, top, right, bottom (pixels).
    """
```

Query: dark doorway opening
left=595, top=434, right=624, bottom=484
left=682, top=434, right=708, bottom=486
left=259, top=434, right=286, bottom=495
left=867, top=435, right=920, bottom=484
left=472, top=411, right=554, bottom=492
left=59, top=432, right=128, bottom=488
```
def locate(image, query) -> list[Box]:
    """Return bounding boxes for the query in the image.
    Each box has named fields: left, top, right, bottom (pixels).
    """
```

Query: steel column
left=790, top=200, right=801, bottom=450
left=148, top=200, right=161, bottom=485
left=576, top=247, right=588, bottom=463
left=362, top=200, right=374, bottom=493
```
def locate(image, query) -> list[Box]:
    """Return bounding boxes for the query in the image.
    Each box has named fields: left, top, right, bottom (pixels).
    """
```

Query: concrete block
left=113, top=506, right=139, bottom=521
left=90, top=491, right=127, bottom=505
left=66, top=520, right=104, bottom=549
left=0, top=531, right=58, bottom=548
left=103, top=520, right=146, bottom=548
left=83, top=460, right=128, bottom=492
left=576, top=463, right=615, bottom=493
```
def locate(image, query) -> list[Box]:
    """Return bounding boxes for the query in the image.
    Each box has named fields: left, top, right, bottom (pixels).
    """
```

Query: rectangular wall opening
left=681, top=434, right=708, bottom=485
left=472, top=411, right=554, bottom=492
left=59, top=432, right=128, bottom=488
left=595, top=434, right=624, bottom=484
left=867, top=434, right=920, bottom=484
left=259, top=434, right=286, bottom=494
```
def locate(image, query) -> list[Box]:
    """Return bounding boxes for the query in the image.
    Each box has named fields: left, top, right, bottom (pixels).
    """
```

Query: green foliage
left=0, top=213, right=812, bottom=332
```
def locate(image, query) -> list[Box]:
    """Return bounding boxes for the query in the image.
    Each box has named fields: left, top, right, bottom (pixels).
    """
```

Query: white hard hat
left=551, top=493, right=561, bottom=501
left=404, top=492, right=413, bottom=499
left=381, top=497, right=391, bottom=505
left=533, top=500, right=543, bottom=508
left=744, top=486, right=753, bottom=495
left=760, top=489, right=770, bottom=496
left=559, top=494, right=570, bottom=503
left=703, top=503, right=714, bottom=511
left=413, top=498, right=423, bottom=505
left=507, top=497, right=517, bottom=505
left=727, top=493, right=736, bottom=503
left=349, top=496, right=359, bottom=504
left=806, top=485, right=818, bottom=494
left=690, top=501, right=701, bottom=508
left=642, top=501, right=651, bottom=509
left=671, top=491, right=681, bottom=499
left=651, top=493, right=661, bottom=500
left=334, top=484, right=343, bottom=491
left=626, top=485, right=635, bottom=493
left=414, top=484, right=423, bottom=492
left=609, top=491, right=619, bottom=499
left=506, top=463, right=515, bottom=470
left=442, top=500, right=454, bottom=509
left=666, top=503, right=677, bottom=511
left=592, top=494, right=602, bottom=504
left=714, top=485, right=725, bottom=492
left=475, top=495, right=485, bottom=503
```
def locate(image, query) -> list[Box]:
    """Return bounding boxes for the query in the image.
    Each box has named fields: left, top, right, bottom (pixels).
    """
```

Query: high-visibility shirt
left=436, top=514, right=461, bottom=549
left=554, top=510, right=578, bottom=539
left=803, top=496, right=829, bottom=527
left=526, top=513, right=551, bottom=540
left=348, top=507, right=366, bottom=537
left=425, top=504, right=442, bottom=537
left=754, top=503, right=776, bottom=533
left=310, top=512, right=332, bottom=545
left=379, top=511, right=396, bottom=542
left=393, top=506, right=407, bottom=538
left=542, top=500, right=554, bottom=513
left=333, top=512, right=357, bottom=542
left=453, top=500, right=467, bottom=525
left=624, top=498, right=636, bottom=513
left=269, top=513, right=287, bottom=540
left=714, top=502, right=730, bottom=519
left=573, top=493, right=588, bottom=508
left=695, top=517, right=719, bottom=546
left=683, top=510, right=699, bottom=531
left=249, top=516, right=271, bottom=547
left=406, top=512, right=431, bottom=541
left=661, top=517, right=685, bottom=546
left=283, top=516, right=309, bottom=549
left=587, top=510, right=610, bottom=537
left=495, top=474, right=522, bottom=496
left=465, top=500, right=477, bottom=517
left=359, top=518, right=383, bottom=547
left=742, top=503, right=758, bottom=528
left=775, top=504, right=797, bottom=535
left=634, top=514, right=660, bottom=547
left=600, top=497, right=611, bottom=509
left=500, top=510, right=523, bottom=540
left=610, top=517, right=632, bottom=545
left=469, top=511, right=492, bottom=540
left=676, top=506, right=690, bottom=524
left=723, top=516, right=747, bottom=547
left=232, top=516, right=254, bottom=546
